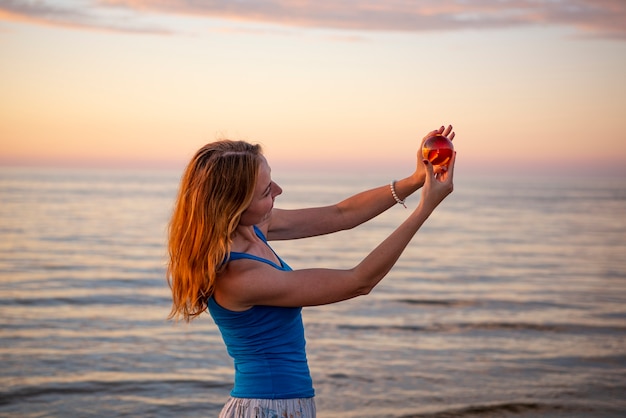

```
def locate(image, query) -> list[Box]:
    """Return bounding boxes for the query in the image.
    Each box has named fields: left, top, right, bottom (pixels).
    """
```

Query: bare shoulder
left=213, top=258, right=285, bottom=311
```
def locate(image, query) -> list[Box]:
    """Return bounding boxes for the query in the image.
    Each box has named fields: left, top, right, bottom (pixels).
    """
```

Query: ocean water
left=1, top=166, right=625, bottom=418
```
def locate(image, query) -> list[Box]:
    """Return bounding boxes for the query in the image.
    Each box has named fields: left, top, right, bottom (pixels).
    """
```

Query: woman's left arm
left=266, top=125, right=454, bottom=241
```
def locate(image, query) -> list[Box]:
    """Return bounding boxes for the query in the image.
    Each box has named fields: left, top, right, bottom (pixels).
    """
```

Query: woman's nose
left=272, top=182, right=283, bottom=197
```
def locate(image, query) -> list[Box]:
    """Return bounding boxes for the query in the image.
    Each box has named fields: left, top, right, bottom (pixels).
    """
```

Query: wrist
left=409, top=171, right=425, bottom=190
left=413, top=200, right=434, bottom=219
left=389, top=175, right=422, bottom=208
left=390, top=180, right=407, bottom=208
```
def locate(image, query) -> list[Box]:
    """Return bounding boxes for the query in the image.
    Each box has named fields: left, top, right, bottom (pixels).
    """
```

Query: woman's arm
left=215, top=154, right=456, bottom=311
left=266, top=175, right=419, bottom=241
left=266, top=125, right=455, bottom=241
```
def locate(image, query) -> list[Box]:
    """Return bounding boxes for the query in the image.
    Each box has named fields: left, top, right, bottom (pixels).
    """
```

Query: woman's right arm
left=215, top=154, right=456, bottom=311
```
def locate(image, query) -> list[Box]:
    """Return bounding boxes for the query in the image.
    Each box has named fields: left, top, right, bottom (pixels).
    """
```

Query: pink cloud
left=0, top=0, right=172, bottom=34
left=1, top=0, right=624, bottom=39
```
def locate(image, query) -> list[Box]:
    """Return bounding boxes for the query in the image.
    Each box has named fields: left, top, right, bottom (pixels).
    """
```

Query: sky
left=1, top=0, right=625, bottom=176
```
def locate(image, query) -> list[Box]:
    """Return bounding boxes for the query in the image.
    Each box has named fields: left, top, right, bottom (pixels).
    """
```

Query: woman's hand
left=418, top=151, right=456, bottom=214
left=412, top=125, right=456, bottom=186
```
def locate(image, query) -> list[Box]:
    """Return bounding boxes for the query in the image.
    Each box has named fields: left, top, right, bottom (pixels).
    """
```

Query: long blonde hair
left=167, top=140, right=263, bottom=321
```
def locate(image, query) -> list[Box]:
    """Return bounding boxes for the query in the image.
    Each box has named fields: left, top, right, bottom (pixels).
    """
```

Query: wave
left=396, top=299, right=475, bottom=308
left=0, top=379, right=231, bottom=406
left=0, top=295, right=171, bottom=307
left=396, top=298, right=573, bottom=310
left=399, top=401, right=582, bottom=418
left=338, top=322, right=626, bottom=334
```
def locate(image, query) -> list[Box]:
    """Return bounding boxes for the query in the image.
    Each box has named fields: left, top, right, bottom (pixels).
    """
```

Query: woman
left=167, top=125, right=456, bottom=417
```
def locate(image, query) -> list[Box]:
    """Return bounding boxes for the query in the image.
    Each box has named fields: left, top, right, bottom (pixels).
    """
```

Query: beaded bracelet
left=390, top=180, right=407, bottom=208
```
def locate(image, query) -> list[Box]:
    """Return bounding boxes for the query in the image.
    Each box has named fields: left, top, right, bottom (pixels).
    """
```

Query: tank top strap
left=228, top=226, right=292, bottom=271
left=228, top=252, right=285, bottom=270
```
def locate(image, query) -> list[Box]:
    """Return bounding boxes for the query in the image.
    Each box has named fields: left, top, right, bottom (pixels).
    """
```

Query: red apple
left=422, top=134, right=454, bottom=166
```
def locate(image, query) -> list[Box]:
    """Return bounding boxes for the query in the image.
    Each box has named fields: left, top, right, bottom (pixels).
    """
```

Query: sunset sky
left=1, top=0, right=625, bottom=175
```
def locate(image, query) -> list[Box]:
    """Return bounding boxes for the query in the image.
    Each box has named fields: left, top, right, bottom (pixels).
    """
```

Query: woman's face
left=239, top=156, right=282, bottom=226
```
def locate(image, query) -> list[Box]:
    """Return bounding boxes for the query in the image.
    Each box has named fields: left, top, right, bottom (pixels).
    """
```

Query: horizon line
left=2, top=155, right=625, bottom=179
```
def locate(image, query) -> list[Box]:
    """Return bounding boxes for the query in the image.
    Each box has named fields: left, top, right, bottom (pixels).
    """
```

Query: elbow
left=348, top=265, right=387, bottom=298
left=355, top=283, right=374, bottom=297
left=350, top=272, right=377, bottom=297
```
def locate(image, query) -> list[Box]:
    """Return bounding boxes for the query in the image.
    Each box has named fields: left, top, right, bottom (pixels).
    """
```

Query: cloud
left=0, top=0, right=172, bottom=35
left=1, top=0, right=624, bottom=40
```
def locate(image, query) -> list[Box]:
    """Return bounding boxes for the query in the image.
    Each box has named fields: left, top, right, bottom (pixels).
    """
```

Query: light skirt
left=218, top=397, right=316, bottom=418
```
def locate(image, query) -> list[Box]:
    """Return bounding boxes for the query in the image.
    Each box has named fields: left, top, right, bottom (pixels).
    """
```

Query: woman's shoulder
left=214, top=254, right=283, bottom=311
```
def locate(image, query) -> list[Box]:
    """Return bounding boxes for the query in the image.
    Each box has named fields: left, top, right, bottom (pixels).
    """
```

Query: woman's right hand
left=417, top=151, right=456, bottom=214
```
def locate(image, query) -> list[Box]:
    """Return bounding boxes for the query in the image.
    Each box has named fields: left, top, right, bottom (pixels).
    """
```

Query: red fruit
left=422, top=134, right=454, bottom=166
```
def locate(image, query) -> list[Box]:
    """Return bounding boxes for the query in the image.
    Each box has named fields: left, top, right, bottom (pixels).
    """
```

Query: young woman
left=167, top=125, right=456, bottom=417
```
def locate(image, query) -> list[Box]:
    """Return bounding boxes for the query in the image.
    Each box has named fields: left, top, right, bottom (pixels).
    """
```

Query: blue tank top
left=207, top=226, right=314, bottom=399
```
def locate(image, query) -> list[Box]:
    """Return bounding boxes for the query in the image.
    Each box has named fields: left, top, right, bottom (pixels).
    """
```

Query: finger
left=423, top=159, right=434, bottom=178
left=449, top=131, right=455, bottom=141
left=445, top=152, right=457, bottom=180
left=443, top=124, right=453, bottom=137
left=432, top=164, right=448, bottom=175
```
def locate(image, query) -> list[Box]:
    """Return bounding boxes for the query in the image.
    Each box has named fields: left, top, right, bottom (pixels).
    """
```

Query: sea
left=1, top=166, right=625, bottom=418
